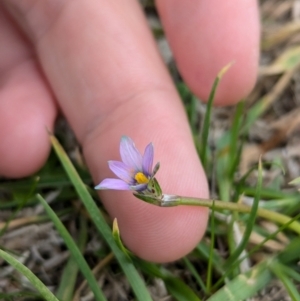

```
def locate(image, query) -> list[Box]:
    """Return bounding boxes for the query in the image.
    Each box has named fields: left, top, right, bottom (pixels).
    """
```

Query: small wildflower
left=95, top=136, right=160, bottom=192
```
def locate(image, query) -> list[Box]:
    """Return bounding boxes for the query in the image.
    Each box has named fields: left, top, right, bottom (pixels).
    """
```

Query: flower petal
left=120, top=136, right=143, bottom=170
left=94, top=178, right=130, bottom=190
left=130, top=183, right=148, bottom=191
left=142, top=142, right=154, bottom=176
left=108, top=160, right=134, bottom=183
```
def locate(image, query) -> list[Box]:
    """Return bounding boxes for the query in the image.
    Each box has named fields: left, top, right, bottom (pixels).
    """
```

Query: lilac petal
left=130, top=183, right=148, bottom=191
left=142, top=142, right=154, bottom=176
left=94, top=178, right=130, bottom=190
left=108, top=160, right=134, bottom=183
left=120, top=136, right=142, bottom=170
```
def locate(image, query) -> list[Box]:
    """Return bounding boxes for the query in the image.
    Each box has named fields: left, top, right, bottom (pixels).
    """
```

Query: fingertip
left=189, top=59, right=258, bottom=106
left=116, top=199, right=209, bottom=263
left=157, top=0, right=260, bottom=105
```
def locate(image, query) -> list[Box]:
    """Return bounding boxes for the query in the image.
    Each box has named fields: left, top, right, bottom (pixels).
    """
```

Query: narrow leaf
left=135, top=259, right=202, bottom=301
left=270, top=261, right=300, bottom=301
left=37, top=194, right=107, bottom=301
left=0, top=249, right=60, bottom=301
left=56, top=216, right=88, bottom=301
left=224, top=158, right=262, bottom=268
left=200, top=63, right=233, bottom=170
left=207, top=262, right=272, bottom=301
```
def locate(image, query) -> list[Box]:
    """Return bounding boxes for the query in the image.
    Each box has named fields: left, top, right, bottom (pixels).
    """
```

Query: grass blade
left=135, top=259, right=202, bottom=301
left=0, top=292, right=41, bottom=300
left=227, top=101, right=245, bottom=179
left=224, top=159, right=262, bottom=268
left=243, top=65, right=299, bottom=133
left=0, top=249, right=60, bottom=301
left=212, top=213, right=300, bottom=291
left=37, top=194, right=107, bottom=301
left=200, top=63, right=233, bottom=170
left=50, top=134, right=152, bottom=301
left=270, top=261, right=300, bottom=301
left=183, top=257, right=207, bottom=294
left=196, top=242, right=225, bottom=276
left=278, top=237, right=300, bottom=264
left=279, top=264, right=300, bottom=282
left=207, top=261, right=272, bottom=301
left=164, top=277, right=203, bottom=301
left=56, top=216, right=88, bottom=301
left=206, top=201, right=216, bottom=292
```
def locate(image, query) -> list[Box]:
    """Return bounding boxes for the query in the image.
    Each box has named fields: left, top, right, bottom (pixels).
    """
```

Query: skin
left=0, top=0, right=259, bottom=262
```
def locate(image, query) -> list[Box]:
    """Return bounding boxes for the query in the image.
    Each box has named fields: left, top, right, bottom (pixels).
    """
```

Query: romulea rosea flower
left=95, top=136, right=160, bottom=193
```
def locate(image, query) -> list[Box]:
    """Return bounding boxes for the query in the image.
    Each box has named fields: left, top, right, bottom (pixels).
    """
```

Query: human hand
left=0, top=0, right=259, bottom=262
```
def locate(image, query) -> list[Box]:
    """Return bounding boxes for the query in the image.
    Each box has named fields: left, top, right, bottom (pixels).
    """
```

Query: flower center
left=134, top=172, right=149, bottom=184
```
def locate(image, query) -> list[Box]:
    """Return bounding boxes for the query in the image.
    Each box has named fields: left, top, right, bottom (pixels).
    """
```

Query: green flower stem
left=134, top=194, right=300, bottom=235
left=182, top=197, right=300, bottom=234
left=178, top=197, right=300, bottom=234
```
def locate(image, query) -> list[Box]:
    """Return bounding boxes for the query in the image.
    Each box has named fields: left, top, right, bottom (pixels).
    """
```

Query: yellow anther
left=134, top=172, right=149, bottom=184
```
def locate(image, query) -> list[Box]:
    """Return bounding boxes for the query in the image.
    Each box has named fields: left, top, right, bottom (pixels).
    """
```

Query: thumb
left=4, top=0, right=209, bottom=262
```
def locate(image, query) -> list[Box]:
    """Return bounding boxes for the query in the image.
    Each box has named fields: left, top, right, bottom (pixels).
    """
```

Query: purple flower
left=95, top=136, right=159, bottom=191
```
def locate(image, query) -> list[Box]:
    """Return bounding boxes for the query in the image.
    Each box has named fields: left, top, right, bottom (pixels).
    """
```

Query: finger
left=156, top=0, right=260, bottom=105
left=4, top=0, right=208, bottom=262
left=0, top=6, right=57, bottom=178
